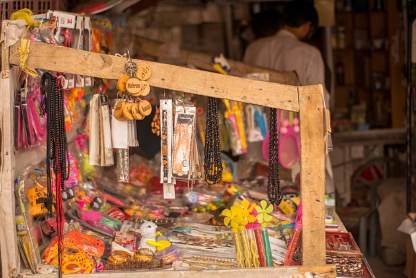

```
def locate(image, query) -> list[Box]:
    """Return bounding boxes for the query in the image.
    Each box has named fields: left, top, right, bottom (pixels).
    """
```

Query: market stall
left=0, top=15, right=338, bottom=278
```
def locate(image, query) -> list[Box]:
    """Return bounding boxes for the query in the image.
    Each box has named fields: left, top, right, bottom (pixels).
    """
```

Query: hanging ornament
left=204, top=97, right=223, bottom=185
left=267, top=108, right=283, bottom=206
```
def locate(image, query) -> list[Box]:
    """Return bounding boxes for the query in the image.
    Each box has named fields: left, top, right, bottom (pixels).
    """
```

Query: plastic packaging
left=238, top=229, right=252, bottom=267
left=81, top=209, right=122, bottom=234
left=261, top=227, right=274, bottom=266
left=232, top=231, right=244, bottom=268
left=154, top=245, right=180, bottom=265
left=246, top=227, right=260, bottom=267
left=253, top=227, right=267, bottom=267
left=65, top=229, right=105, bottom=257
left=117, top=148, right=130, bottom=183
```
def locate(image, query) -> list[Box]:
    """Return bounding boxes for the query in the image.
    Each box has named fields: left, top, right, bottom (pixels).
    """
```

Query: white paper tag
left=89, top=94, right=100, bottom=165
left=163, top=183, right=175, bottom=199
left=100, top=97, right=114, bottom=166
left=111, top=108, right=129, bottom=149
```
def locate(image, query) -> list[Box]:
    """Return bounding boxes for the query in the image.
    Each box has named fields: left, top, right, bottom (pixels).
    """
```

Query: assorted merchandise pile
left=7, top=9, right=369, bottom=278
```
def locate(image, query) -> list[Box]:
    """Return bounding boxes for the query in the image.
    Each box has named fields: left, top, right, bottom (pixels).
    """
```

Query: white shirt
left=244, top=29, right=334, bottom=194
left=244, top=29, right=330, bottom=107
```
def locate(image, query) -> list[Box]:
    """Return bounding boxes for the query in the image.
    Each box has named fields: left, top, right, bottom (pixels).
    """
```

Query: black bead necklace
left=268, top=108, right=283, bottom=205
left=204, top=97, right=223, bottom=184
left=41, top=73, right=70, bottom=278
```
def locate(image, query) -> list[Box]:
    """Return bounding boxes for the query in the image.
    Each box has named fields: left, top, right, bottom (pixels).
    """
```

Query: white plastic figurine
left=139, top=221, right=158, bottom=253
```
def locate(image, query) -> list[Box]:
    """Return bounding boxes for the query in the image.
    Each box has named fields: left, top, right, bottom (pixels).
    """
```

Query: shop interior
left=0, top=0, right=414, bottom=278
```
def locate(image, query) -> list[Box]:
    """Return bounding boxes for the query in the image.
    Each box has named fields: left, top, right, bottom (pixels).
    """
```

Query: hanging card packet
left=14, top=92, right=22, bottom=150
left=28, top=94, right=46, bottom=143
left=100, top=94, right=114, bottom=166
left=222, top=100, right=243, bottom=156
left=246, top=105, right=264, bottom=142
left=117, top=148, right=130, bottom=183
left=191, top=139, right=202, bottom=180
left=172, top=101, right=196, bottom=180
left=111, top=101, right=129, bottom=149
left=128, top=120, right=139, bottom=147
left=232, top=101, right=247, bottom=153
left=21, top=89, right=34, bottom=149
left=89, top=94, right=101, bottom=165
left=160, top=99, right=176, bottom=199
left=111, top=100, right=130, bottom=183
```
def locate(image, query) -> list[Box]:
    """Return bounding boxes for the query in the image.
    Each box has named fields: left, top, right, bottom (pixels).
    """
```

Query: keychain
left=115, top=50, right=152, bottom=122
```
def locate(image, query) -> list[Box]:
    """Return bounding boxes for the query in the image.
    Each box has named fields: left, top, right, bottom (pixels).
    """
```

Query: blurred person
left=252, top=9, right=282, bottom=40
left=244, top=0, right=329, bottom=107
left=244, top=0, right=334, bottom=195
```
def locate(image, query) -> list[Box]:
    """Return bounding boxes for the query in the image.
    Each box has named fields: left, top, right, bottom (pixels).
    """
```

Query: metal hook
left=125, top=48, right=131, bottom=61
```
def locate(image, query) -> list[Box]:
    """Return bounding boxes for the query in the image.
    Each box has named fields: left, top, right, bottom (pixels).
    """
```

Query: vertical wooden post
left=299, top=85, right=326, bottom=266
left=1, top=21, right=19, bottom=278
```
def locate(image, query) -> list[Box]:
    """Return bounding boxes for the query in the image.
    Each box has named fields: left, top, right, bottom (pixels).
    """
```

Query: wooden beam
left=135, top=36, right=297, bottom=85
left=9, top=41, right=300, bottom=111
left=299, top=85, right=326, bottom=266
left=1, top=21, right=19, bottom=278
left=24, top=265, right=336, bottom=278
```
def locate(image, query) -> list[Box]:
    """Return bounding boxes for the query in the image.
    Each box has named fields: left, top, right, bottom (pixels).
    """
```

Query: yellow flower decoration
left=256, top=200, right=274, bottom=227
left=241, top=200, right=257, bottom=223
left=222, top=205, right=247, bottom=232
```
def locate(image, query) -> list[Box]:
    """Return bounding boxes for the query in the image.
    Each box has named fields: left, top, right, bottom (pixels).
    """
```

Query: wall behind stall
left=112, top=2, right=225, bottom=60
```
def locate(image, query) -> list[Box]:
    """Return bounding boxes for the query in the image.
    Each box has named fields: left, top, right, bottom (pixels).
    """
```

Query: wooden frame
left=132, top=36, right=298, bottom=85
left=1, top=22, right=334, bottom=278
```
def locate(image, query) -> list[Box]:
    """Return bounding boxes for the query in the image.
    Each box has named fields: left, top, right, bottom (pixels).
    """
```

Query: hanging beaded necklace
left=41, top=73, right=70, bottom=278
left=204, top=97, right=223, bottom=185
left=268, top=108, right=283, bottom=206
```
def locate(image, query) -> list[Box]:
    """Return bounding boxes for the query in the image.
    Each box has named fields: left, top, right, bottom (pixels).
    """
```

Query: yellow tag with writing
left=126, top=78, right=142, bottom=96
left=114, top=100, right=125, bottom=118
left=122, top=103, right=134, bottom=120
left=132, top=103, right=145, bottom=120
left=116, top=74, right=130, bottom=92
left=138, top=100, right=152, bottom=116
left=139, top=81, right=150, bottom=96
left=136, top=64, right=152, bottom=81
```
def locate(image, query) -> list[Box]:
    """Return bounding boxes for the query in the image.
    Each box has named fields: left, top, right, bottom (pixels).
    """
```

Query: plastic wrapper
left=238, top=229, right=253, bottom=267
left=117, top=148, right=130, bottom=183
left=232, top=231, right=244, bottom=268
left=65, top=229, right=105, bottom=257
left=253, top=227, right=267, bottom=267
left=246, top=228, right=260, bottom=267
left=80, top=209, right=122, bottom=234
left=154, top=245, right=180, bottom=265
left=45, top=246, right=95, bottom=274
left=261, top=227, right=274, bottom=266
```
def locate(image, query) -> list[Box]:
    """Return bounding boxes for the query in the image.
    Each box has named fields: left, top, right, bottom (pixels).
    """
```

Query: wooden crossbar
left=9, top=40, right=300, bottom=111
